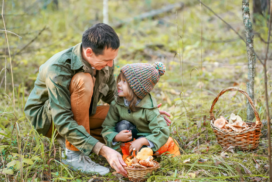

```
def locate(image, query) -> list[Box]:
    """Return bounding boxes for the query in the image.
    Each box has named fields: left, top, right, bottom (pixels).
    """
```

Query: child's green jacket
left=101, top=94, right=169, bottom=151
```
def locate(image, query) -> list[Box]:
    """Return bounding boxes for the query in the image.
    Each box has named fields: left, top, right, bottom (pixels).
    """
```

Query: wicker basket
left=210, top=87, right=262, bottom=150
left=124, top=161, right=160, bottom=182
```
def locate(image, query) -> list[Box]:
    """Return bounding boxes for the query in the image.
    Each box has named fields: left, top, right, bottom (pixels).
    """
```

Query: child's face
left=117, top=77, right=131, bottom=100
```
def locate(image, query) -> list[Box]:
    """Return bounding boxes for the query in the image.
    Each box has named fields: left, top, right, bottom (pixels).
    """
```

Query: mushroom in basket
left=214, top=113, right=249, bottom=132
left=125, top=148, right=156, bottom=168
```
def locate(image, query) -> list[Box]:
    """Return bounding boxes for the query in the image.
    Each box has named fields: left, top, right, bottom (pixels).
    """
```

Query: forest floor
left=0, top=0, right=272, bottom=181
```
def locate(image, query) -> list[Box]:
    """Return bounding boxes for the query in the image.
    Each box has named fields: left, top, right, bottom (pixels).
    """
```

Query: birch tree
left=242, top=0, right=256, bottom=121
left=103, top=0, right=108, bottom=24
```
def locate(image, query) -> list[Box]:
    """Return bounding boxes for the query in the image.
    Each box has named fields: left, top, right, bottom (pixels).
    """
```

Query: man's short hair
left=82, top=23, right=120, bottom=55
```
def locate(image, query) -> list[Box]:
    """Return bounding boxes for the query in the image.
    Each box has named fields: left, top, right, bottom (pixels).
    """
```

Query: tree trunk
left=242, top=0, right=256, bottom=121
left=103, top=0, right=108, bottom=24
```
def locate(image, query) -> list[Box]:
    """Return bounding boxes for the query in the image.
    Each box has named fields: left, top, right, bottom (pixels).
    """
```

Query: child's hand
left=114, top=130, right=132, bottom=142
left=129, top=138, right=149, bottom=153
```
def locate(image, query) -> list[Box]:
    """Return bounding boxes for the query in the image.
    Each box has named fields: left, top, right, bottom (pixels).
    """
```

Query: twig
left=0, top=13, right=35, bottom=17
left=255, top=32, right=272, bottom=44
left=199, top=1, right=203, bottom=151
left=180, top=33, right=240, bottom=43
left=13, top=26, right=47, bottom=57
left=198, top=0, right=264, bottom=66
left=7, top=29, right=43, bottom=36
left=0, top=29, right=21, bottom=38
left=2, top=0, right=15, bottom=110
left=201, top=37, right=239, bottom=43
left=15, top=122, right=23, bottom=180
left=263, top=0, right=272, bottom=181
left=0, top=155, right=7, bottom=182
left=31, top=172, right=37, bottom=182
left=112, top=2, right=184, bottom=28
left=4, top=56, right=6, bottom=92
left=199, top=1, right=245, bottom=41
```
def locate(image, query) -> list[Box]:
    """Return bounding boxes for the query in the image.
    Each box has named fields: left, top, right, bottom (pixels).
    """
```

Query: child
left=101, top=62, right=180, bottom=159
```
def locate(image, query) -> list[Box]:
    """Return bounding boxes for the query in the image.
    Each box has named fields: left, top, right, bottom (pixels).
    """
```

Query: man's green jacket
left=24, top=43, right=116, bottom=155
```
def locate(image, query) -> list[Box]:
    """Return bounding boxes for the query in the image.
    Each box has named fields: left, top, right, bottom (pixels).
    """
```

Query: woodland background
left=0, top=0, right=272, bottom=181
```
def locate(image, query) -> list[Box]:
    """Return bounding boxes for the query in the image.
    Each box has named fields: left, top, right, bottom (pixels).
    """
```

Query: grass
left=0, top=0, right=272, bottom=181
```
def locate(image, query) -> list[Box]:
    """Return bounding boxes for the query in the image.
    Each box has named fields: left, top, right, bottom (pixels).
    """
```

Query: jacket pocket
left=99, top=83, right=109, bottom=96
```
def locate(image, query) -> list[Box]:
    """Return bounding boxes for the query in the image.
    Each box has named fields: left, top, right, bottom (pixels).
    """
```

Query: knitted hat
left=121, top=62, right=166, bottom=99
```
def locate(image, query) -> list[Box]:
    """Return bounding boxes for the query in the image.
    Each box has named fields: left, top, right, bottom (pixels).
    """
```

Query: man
left=24, top=23, right=170, bottom=177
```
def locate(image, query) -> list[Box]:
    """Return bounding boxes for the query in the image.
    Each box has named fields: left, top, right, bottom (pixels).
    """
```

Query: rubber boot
left=154, top=137, right=181, bottom=157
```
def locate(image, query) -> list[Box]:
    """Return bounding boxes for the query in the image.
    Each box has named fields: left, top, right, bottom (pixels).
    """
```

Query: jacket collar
left=71, top=43, right=84, bottom=70
left=70, top=43, right=110, bottom=74
left=116, top=93, right=157, bottom=109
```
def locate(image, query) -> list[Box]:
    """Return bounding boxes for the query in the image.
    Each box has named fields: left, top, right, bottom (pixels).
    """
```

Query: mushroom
left=234, top=115, right=244, bottom=127
left=136, top=148, right=153, bottom=160
left=214, top=116, right=227, bottom=129
left=125, top=158, right=133, bottom=166
left=229, top=113, right=237, bottom=124
left=139, top=156, right=155, bottom=167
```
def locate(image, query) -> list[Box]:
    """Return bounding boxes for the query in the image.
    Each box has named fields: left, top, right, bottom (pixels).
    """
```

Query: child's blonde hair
left=117, top=72, right=138, bottom=112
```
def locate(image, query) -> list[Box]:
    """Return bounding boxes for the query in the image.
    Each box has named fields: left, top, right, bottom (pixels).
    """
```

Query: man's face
left=83, top=47, right=118, bottom=70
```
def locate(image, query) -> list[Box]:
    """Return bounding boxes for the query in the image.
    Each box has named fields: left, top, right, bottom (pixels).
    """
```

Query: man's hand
left=114, top=130, right=132, bottom=142
left=99, top=146, right=127, bottom=177
left=129, top=138, right=149, bottom=153
left=157, top=103, right=171, bottom=126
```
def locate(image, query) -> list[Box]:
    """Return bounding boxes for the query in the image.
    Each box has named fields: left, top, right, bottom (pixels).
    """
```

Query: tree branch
left=13, top=26, right=47, bottom=57
left=2, top=0, right=15, bottom=109
left=0, top=29, right=21, bottom=38
left=198, top=0, right=264, bottom=65
left=255, top=31, right=272, bottom=44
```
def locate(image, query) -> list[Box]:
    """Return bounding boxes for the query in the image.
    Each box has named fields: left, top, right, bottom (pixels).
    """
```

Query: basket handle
left=209, top=87, right=261, bottom=126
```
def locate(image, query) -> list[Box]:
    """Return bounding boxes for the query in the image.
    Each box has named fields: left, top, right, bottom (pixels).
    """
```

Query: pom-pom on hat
left=121, top=62, right=166, bottom=99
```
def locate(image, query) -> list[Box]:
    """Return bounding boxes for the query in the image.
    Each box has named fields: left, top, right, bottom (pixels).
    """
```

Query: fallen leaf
left=252, top=177, right=262, bottom=182
left=32, top=156, right=42, bottom=161
left=238, top=163, right=252, bottom=174
left=188, top=172, right=196, bottom=178
left=183, top=158, right=190, bottom=163
left=7, top=160, right=20, bottom=170
left=264, top=164, right=269, bottom=170
left=198, top=158, right=208, bottom=163
left=167, top=171, right=174, bottom=176
left=220, top=152, right=229, bottom=158
left=23, top=158, right=34, bottom=165
left=224, top=146, right=235, bottom=153
left=186, top=141, right=194, bottom=148
left=0, top=168, right=14, bottom=175
left=214, top=160, right=221, bottom=166
left=255, top=163, right=260, bottom=170
left=197, top=120, right=201, bottom=129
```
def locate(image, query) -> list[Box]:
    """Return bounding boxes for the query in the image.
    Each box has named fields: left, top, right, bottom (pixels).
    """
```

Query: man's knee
left=70, top=72, right=94, bottom=95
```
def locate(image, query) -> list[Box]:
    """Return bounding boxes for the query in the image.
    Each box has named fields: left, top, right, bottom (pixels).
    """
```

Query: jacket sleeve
left=101, top=65, right=116, bottom=104
left=101, top=101, right=120, bottom=149
left=145, top=108, right=169, bottom=151
left=45, top=64, right=99, bottom=155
